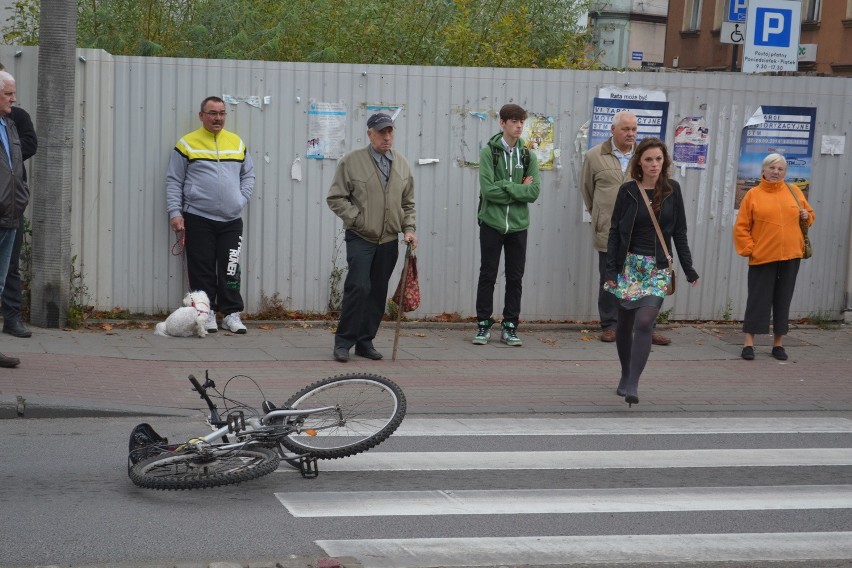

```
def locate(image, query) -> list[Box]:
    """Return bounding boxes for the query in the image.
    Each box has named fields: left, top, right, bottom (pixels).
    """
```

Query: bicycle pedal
left=227, top=410, right=246, bottom=433
left=299, top=457, right=319, bottom=478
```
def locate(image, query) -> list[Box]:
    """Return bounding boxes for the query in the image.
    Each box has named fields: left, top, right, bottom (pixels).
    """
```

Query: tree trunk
left=30, top=0, right=77, bottom=327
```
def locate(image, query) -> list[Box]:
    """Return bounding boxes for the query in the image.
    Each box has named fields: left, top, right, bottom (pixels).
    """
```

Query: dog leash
left=171, top=230, right=192, bottom=292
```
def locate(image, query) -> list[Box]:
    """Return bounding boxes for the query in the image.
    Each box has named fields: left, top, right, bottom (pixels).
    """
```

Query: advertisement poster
left=735, top=105, right=816, bottom=209
left=588, top=97, right=669, bottom=149
left=522, top=114, right=555, bottom=170
left=673, top=117, right=710, bottom=169
left=306, top=101, right=347, bottom=159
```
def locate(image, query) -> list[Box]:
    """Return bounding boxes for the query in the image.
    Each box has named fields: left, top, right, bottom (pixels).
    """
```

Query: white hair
left=0, top=70, right=14, bottom=91
left=762, top=153, right=787, bottom=169
left=612, top=111, right=637, bottom=128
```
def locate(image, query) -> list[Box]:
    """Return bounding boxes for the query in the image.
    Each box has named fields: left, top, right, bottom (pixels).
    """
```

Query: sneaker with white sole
left=472, top=320, right=493, bottom=345
left=222, top=312, right=247, bottom=334
left=205, top=312, right=218, bottom=333
left=500, top=322, right=522, bottom=346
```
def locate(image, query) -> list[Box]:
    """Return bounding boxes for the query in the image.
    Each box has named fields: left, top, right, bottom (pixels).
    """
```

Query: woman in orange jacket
left=733, top=153, right=814, bottom=361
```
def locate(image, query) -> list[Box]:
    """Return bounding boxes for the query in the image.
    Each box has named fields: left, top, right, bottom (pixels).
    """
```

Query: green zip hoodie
left=478, top=132, right=541, bottom=233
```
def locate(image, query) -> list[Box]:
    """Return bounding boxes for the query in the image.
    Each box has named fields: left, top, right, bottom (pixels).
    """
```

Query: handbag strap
left=785, top=183, right=809, bottom=236
left=639, top=186, right=673, bottom=270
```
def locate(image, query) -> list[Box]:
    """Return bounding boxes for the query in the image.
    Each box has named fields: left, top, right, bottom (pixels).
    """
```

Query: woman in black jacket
left=604, top=138, right=699, bottom=406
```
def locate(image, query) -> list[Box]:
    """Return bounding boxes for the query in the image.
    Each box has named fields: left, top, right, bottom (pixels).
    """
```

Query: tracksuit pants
left=184, top=213, right=244, bottom=316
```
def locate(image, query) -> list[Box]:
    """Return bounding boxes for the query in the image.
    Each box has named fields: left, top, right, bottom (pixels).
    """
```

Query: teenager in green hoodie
left=473, top=104, right=541, bottom=346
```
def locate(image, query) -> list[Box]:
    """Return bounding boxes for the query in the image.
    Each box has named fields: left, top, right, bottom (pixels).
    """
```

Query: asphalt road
left=2, top=411, right=851, bottom=568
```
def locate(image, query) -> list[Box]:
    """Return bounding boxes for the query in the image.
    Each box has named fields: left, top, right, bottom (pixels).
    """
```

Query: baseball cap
left=367, top=113, right=394, bottom=131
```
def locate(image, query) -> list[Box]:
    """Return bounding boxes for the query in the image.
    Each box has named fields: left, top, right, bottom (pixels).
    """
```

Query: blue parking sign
left=754, top=7, right=792, bottom=46
left=742, top=0, right=801, bottom=73
left=728, top=0, right=747, bottom=22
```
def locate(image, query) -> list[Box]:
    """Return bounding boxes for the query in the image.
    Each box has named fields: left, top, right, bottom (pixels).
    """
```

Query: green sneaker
left=500, top=322, right=522, bottom=346
left=472, top=320, right=492, bottom=345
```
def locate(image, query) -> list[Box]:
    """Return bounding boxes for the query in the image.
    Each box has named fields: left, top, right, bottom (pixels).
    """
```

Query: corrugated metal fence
left=3, top=46, right=851, bottom=322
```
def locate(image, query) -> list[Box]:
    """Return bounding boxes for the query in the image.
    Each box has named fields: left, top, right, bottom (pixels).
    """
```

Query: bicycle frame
left=188, top=373, right=339, bottom=447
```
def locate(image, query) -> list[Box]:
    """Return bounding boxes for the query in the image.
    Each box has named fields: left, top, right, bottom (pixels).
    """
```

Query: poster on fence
left=588, top=97, right=669, bottom=150
left=522, top=114, right=556, bottom=170
left=735, top=105, right=816, bottom=209
left=306, top=101, right=347, bottom=159
left=673, top=116, right=709, bottom=169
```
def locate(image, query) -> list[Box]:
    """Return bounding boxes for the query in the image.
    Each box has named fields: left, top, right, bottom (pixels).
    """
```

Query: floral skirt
left=604, top=253, right=669, bottom=310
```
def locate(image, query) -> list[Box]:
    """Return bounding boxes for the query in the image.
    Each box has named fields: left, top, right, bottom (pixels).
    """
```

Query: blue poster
left=588, top=98, right=670, bottom=150
left=735, top=105, right=816, bottom=208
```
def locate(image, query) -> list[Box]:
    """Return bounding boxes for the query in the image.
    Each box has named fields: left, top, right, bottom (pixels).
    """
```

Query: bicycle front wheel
left=128, top=446, right=280, bottom=490
left=280, top=373, right=406, bottom=459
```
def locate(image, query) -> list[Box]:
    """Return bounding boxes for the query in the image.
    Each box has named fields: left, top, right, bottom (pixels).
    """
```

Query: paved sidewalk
left=1, top=321, right=850, bottom=417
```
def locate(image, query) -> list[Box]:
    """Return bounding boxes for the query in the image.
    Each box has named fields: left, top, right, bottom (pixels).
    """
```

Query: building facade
left=588, top=0, right=669, bottom=69
left=665, top=0, right=852, bottom=76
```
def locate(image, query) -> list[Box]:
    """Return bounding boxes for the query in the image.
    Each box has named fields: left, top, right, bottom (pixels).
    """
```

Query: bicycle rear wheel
left=128, top=445, right=280, bottom=490
left=279, top=373, right=406, bottom=459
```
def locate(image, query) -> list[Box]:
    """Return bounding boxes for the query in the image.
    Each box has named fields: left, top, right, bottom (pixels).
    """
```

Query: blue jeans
left=0, top=228, right=16, bottom=299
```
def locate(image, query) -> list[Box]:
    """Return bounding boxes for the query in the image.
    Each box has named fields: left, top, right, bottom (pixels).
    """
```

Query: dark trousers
left=743, top=259, right=800, bottom=336
left=1, top=214, right=25, bottom=321
left=184, top=213, right=244, bottom=315
left=475, top=224, right=527, bottom=326
left=335, top=231, right=399, bottom=350
left=597, top=251, right=619, bottom=331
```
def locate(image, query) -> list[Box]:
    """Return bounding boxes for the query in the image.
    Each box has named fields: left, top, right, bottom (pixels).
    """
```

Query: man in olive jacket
left=473, top=104, right=540, bottom=347
left=326, top=113, right=417, bottom=363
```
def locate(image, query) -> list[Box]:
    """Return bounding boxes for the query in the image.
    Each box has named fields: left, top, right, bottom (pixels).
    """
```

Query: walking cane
left=391, top=241, right=413, bottom=361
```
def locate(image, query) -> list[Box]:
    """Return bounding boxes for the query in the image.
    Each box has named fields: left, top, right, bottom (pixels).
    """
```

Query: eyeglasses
left=203, top=111, right=227, bottom=117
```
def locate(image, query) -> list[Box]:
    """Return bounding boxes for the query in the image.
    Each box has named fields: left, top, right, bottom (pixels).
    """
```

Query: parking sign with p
left=742, top=0, right=801, bottom=73
left=755, top=7, right=791, bottom=46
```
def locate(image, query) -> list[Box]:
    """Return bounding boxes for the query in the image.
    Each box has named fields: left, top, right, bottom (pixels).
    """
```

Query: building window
left=802, top=0, right=820, bottom=22
left=847, top=0, right=852, bottom=19
left=684, top=0, right=702, bottom=31
left=712, top=0, right=726, bottom=30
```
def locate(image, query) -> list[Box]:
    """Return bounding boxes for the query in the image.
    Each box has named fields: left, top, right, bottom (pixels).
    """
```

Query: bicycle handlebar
left=188, top=374, right=221, bottom=420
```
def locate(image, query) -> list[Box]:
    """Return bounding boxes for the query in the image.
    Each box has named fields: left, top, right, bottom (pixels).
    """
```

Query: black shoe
left=616, top=388, right=626, bottom=397
left=355, top=346, right=383, bottom=360
left=625, top=394, right=639, bottom=407
left=333, top=347, right=350, bottom=362
left=741, top=346, right=755, bottom=360
left=0, top=352, right=20, bottom=368
left=771, top=346, right=788, bottom=361
left=3, top=319, right=31, bottom=338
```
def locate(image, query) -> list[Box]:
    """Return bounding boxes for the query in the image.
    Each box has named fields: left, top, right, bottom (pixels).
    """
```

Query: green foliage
left=67, top=255, right=89, bottom=329
left=722, top=297, right=733, bottom=321
left=656, top=308, right=672, bottom=324
left=802, top=311, right=841, bottom=330
left=1, top=0, right=39, bottom=44
left=3, top=0, right=597, bottom=69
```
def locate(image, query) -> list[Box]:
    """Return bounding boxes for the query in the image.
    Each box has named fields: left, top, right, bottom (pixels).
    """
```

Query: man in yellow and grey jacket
left=165, top=96, right=255, bottom=334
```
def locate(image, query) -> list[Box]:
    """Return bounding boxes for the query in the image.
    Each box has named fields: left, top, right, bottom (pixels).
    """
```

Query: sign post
left=742, top=0, right=801, bottom=73
left=724, top=0, right=748, bottom=72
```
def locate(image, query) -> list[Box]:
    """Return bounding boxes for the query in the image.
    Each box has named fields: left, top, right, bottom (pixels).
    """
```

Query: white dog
left=154, top=290, right=211, bottom=338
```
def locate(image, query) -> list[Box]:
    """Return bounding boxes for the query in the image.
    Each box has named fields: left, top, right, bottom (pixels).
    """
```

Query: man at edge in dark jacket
left=0, top=69, right=31, bottom=367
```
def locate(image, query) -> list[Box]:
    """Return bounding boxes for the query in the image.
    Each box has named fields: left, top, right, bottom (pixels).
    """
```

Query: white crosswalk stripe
left=275, top=416, right=852, bottom=568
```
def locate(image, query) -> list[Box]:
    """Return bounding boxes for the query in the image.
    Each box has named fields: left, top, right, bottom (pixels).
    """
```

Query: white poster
left=306, top=101, right=347, bottom=160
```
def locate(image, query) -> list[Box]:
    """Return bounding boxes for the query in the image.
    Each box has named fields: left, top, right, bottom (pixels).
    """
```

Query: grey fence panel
left=3, top=46, right=850, bottom=322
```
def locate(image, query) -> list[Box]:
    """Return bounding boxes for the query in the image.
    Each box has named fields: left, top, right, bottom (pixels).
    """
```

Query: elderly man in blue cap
left=326, top=112, right=417, bottom=362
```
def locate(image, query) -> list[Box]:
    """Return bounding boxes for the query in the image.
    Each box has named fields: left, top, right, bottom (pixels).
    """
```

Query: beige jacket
left=327, top=146, right=416, bottom=245
left=580, top=138, right=632, bottom=252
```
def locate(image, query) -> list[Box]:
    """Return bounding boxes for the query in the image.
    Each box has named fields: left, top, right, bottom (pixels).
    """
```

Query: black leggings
left=615, top=305, right=659, bottom=397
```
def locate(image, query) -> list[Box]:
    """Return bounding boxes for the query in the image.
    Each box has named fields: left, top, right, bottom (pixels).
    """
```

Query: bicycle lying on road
left=127, top=371, right=406, bottom=490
